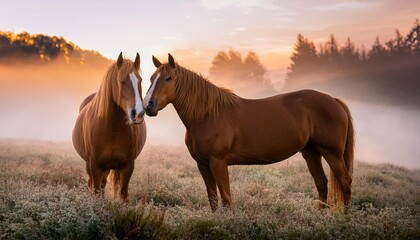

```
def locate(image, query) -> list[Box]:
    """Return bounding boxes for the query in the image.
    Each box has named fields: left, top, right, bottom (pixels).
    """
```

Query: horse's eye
left=120, top=81, right=126, bottom=85
left=166, top=76, right=172, bottom=81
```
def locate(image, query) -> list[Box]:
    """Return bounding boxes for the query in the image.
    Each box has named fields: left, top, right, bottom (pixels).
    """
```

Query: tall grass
left=0, top=139, right=419, bottom=239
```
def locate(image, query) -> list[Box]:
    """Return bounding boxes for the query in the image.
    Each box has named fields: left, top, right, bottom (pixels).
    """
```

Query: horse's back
left=280, top=89, right=350, bottom=150
left=223, top=89, right=348, bottom=163
left=79, top=93, right=96, bottom=112
left=72, top=103, right=90, bottom=162
left=73, top=94, right=97, bottom=161
left=251, top=89, right=346, bottom=122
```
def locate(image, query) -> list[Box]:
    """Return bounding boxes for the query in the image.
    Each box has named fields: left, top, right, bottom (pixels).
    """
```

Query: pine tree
left=405, top=19, right=420, bottom=55
left=341, top=37, right=360, bottom=66
left=386, top=29, right=410, bottom=59
left=368, top=37, right=388, bottom=62
left=324, top=34, right=340, bottom=63
left=209, top=49, right=273, bottom=95
left=286, top=34, right=318, bottom=81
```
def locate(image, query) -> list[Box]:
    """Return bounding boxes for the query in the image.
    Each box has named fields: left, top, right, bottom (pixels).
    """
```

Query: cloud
left=163, top=36, right=183, bottom=41
left=313, top=1, right=374, bottom=11
left=200, top=0, right=279, bottom=10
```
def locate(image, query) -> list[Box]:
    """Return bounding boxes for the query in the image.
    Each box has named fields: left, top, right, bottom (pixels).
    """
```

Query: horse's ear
left=134, top=53, right=140, bottom=71
left=168, top=53, right=176, bottom=68
left=152, top=55, right=162, bottom=68
left=117, top=52, right=123, bottom=69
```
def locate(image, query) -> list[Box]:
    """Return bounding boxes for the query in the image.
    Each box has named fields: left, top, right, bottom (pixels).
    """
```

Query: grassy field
left=0, top=139, right=419, bottom=239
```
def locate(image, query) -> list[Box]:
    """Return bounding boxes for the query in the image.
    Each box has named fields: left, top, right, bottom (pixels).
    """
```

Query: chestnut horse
left=73, top=53, right=146, bottom=201
left=144, top=54, right=354, bottom=211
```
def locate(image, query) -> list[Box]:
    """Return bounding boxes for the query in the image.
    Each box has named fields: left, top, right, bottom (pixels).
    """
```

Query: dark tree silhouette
left=368, top=36, right=388, bottom=63
left=286, top=34, right=318, bottom=81
left=0, top=31, right=110, bottom=68
left=341, top=37, right=359, bottom=66
left=386, top=29, right=410, bottom=60
left=405, top=19, right=420, bottom=55
left=324, top=34, right=340, bottom=63
left=209, top=49, right=274, bottom=97
left=285, top=19, right=420, bottom=106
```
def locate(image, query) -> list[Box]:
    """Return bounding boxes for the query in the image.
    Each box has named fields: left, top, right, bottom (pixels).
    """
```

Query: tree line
left=0, top=32, right=110, bottom=67
left=285, top=19, right=420, bottom=105
left=209, top=49, right=275, bottom=97
left=286, top=20, right=419, bottom=85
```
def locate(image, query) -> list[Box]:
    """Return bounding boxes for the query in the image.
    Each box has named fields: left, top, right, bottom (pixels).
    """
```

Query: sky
left=0, top=0, right=419, bottom=168
left=1, top=0, right=419, bottom=86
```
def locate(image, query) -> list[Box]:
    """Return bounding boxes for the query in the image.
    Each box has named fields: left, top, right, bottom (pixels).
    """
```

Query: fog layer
left=0, top=63, right=418, bottom=169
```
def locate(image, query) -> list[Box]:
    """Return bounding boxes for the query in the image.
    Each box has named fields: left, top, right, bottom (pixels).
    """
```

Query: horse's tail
left=336, top=98, right=354, bottom=177
left=328, top=98, right=355, bottom=209
left=107, top=169, right=120, bottom=200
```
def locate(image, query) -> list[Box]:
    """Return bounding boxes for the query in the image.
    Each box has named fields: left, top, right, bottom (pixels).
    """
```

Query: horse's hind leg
left=102, top=169, right=110, bottom=189
left=301, top=143, right=328, bottom=205
left=209, top=158, right=231, bottom=209
left=321, top=151, right=352, bottom=206
left=111, top=170, right=121, bottom=200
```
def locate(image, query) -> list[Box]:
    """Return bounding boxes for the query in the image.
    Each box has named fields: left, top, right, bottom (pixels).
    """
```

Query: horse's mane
left=170, top=64, right=240, bottom=124
left=95, top=59, right=136, bottom=119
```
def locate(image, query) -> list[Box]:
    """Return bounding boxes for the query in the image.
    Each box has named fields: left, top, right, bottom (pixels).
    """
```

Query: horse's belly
left=97, top=149, right=136, bottom=169
left=228, top=130, right=307, bottom=165
left=227, top=147, right=298, bottom=165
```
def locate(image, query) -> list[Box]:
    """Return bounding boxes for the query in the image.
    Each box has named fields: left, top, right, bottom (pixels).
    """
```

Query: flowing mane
left=171, top=64, right=240, bottom=123
left=95, top=59, right=138, bottom=119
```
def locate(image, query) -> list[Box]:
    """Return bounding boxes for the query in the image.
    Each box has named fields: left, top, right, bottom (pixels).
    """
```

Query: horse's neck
left=171, top=69, right=238, bottom=128
left=172, top=69, right=205, bottom=129
left=171, top=101, right=194, bottom=128
left=93, top=92, right=125, bottom=124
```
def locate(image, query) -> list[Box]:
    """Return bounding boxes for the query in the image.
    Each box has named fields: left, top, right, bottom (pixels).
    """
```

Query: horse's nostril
left=148, top=100, right=156, bottom=109
left=131, top=109, right=136, bottom=119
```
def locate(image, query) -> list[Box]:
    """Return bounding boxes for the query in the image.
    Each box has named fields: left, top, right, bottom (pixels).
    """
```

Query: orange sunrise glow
left=0, top=2, right=420, bottom=238
left=0, top=0, right=419, bottom=169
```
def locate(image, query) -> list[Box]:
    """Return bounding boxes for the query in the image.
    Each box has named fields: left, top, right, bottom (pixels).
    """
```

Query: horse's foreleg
left=209, top=158, right=231, bottom=209
left=301, top=144, right=328, bottom=204
left=197, top=162, right=218, bottom=211
left=119, top=163, right=134, bottom=202
left=91, top=165, right=106, bottom=196
left=86, top=161, right=93, bottom=189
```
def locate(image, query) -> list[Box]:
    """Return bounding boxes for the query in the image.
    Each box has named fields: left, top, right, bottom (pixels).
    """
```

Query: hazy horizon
left=1, top=1, right=419, bottom=169
left=0, top=59, right=419, bottom=169
left=1, top=0, right=419, bottom=85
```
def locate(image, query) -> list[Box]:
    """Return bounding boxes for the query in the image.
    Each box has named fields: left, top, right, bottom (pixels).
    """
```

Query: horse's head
left=113, top=52, right=145, bottom=124
left=143, top=53, right=177, bottom=116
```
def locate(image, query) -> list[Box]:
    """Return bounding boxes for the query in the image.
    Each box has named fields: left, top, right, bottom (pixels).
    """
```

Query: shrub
left=108, top=203, right=167, bottom=240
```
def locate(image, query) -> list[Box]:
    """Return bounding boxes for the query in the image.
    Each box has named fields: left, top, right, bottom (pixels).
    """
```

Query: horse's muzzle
left=129, top=109, right=145, bottom=124
left=145, top=100, right=158, bottom=117
left=145, top=109, right=158, bottom=117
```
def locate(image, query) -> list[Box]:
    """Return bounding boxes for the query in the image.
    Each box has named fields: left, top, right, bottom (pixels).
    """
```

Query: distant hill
left=0, top=31, right=111, bottom=68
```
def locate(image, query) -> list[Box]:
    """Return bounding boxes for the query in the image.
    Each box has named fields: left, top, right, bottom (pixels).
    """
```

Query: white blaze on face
left=143, top=72, right=160, bottom=108
left=129, top=72, right=144, bottom=116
